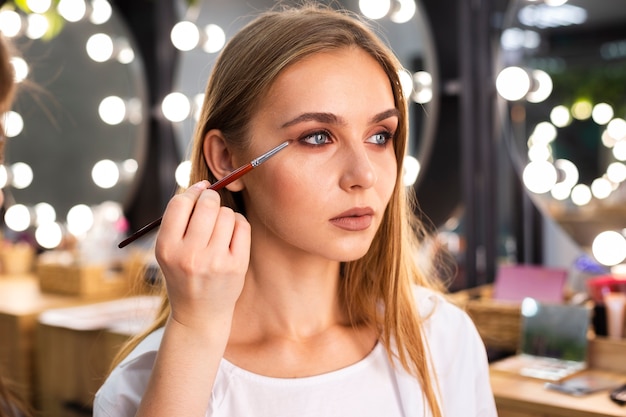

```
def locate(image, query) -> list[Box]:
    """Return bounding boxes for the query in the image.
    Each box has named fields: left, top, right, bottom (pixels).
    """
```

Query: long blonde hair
left=114, top=3, right=446, bottom=416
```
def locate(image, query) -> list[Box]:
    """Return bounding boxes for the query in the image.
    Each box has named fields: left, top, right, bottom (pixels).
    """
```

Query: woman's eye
left=366, top=131, right=393, bottom=145
left=300, top=131, right=331, bottom=146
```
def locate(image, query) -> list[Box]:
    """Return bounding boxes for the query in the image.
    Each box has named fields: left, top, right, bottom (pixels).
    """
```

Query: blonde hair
left=113, top=4, right=446, bottom=416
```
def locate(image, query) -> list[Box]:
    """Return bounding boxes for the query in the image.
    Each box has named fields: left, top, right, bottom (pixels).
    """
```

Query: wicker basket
left=0, top=242, right=35, bottom=275
left=451, top=285, right=521, bottom=351
left=37, top=262, right=130, bottom=299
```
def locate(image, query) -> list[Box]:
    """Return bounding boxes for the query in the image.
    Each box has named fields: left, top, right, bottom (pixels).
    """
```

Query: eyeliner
left=118, top=140, right=290, bottom=248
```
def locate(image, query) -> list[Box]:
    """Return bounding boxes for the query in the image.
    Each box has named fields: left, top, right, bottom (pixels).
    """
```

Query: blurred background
left=2, top=1, right=626, bottom=416
left=3, top=0, right=624, bottom=289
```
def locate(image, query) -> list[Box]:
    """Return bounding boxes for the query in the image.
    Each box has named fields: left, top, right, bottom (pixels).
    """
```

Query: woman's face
left=236, top=46, right=398, bottom=262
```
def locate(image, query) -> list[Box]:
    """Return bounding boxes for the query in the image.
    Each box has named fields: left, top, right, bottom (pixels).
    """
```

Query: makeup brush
left=118, top=140, right=290, bottom=248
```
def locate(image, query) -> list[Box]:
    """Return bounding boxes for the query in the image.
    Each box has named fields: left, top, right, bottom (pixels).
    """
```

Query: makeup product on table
left=604, top=292, right=626, bottom=339
left=610, top=383, right=626, bottom=406
left=118, top=140, right=290, bottom=248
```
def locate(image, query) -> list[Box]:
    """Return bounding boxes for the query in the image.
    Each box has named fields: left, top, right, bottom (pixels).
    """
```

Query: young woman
left=95, top=4, right=496, bottom=416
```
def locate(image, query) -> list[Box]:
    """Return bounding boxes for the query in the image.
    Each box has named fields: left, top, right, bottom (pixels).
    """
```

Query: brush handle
left=118, top=140, right=289, bottom=248
left=117, top=163, right=253, bottom=248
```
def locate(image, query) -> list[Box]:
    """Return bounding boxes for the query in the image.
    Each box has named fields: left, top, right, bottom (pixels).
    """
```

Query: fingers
left=157, top=180, right=249, bottom=254
left=158, top=181, right=210, bottom=245
left=185, top=188, right=222, bottom=246
left=210, top=212, right=251, bottom=258
left=230, top=213, right=251, bottom=260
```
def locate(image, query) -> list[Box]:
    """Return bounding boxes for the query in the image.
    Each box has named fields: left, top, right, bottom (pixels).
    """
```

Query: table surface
left=0, top=276, right=92, bottom=316
left=491, top=368, right=626, bottom=417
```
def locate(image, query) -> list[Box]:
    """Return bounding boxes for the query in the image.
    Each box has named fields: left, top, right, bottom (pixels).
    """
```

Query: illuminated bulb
left=591, top=177, right=612, bottom=200
left=123, top=159, right=138, bottom=174
left=57, top=0, right=87, bottom=22
left=90, top=0, right=112, bottom=25
left=98, top=96, right=126, bottom=125
left=99, top=200, right=123, bottom=223
left=496, top=66, right=531, bottom=101
left=203, top=24, right=225, bottom=53
left=523, top=30, right=540, bottom=49
left=571, top=184, right=591, bottom=206
left=175, top=160, right=192, bottom=188
left=0, top=10, right=22, bottom=37
left=86, top=33, right=114, bottom=62
left=532, top=121, right=557, bottom=145
left=607, top=162, right=626, bottom=183
left=34, top=202, right=56, bottom=225
left=607, top=118, right=626, bottom=141
left=390, top=0, right=416, bottom=24
left=35, top=222, right=63, bottom=249
left=27, top=0, right=52, bottom=14
left=25, top=13, right=49, bottom=40
left=550, top=182, right=570, bottom=200
left=545, top=0, right=568, bottom=5
left=591, top=103, right=614, bottom=125
left=526, top=69, right=552, bottom=103
left=66, top=204, right=94, bottom=236
left=0, top=165, right=7, bottom=188
left=92, top=159, right=119, bottom=189
left=522, top=160, right=557, bottom=194
left=403, top=155, right=420, bottom=186
left=11, top=162, right=33, bottom=189
left=162, top=92, right=190, bottom=122
left=117, top=44, right=135, bottom=64
left=613, top=141, right=626, bottom=161
left=171, top=21, right=200, bottom=51
left=602, top=129, right=618, bottom=148
left=554, top=159, right=579, bottom=189
left=612, top=264, right=626, bottom=277
left=4, top=204, right=31, bottom=232
left=550, top=105, right=571, bottom=127
left=527, top=144, right=551, bottom=161
left=571, top=100, right=592, bottom=120
left=10, top=57, right=28, bottom=83
left=500, top=28, right=525, bottom=50
left=3, top=111, right=24, bottom=137
left=412, top=71, right=433, bottom=104
left=398, top=69, right=413, bottom=99
left=359, top=0, right=391, bottom=19
left=521, top=297, right=539, bottom=318
left=592, top=231, right=626, bottom=266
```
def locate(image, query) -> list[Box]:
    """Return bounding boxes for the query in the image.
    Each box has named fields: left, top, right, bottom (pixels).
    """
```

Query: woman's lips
left=329, top=208, right=374, bottom=231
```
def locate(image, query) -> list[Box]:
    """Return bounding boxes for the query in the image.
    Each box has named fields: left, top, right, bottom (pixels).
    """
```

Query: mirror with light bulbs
left=496, top=0, right=626, bottom=268
left=167, top=0, right=438, bottom=192
left=0, top=0, right=148, bottom=250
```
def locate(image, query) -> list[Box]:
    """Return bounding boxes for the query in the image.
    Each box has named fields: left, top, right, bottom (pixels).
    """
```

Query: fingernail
left=191, top=180, right=207, bottom=189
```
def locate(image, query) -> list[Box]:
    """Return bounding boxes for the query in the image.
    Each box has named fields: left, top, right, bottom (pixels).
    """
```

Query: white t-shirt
left=94, top=286, right=497, bottom=417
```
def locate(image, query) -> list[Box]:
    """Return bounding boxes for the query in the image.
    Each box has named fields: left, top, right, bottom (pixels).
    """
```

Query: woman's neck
left=225, top=253, right=378, bottom=378
left=232, top=252, right=345, bottom=341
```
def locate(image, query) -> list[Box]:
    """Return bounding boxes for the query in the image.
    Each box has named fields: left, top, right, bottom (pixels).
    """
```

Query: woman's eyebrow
left=371, top=108, right=400, bottom=124
left=281, top=112, right=343, bottom=128
left=281, top=108, right=399, bottom=129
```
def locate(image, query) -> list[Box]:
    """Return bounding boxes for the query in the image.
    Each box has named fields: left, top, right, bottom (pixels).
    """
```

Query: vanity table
left=0, top=276, right=97, bottom=404
left=491, top=338, right=626, bottom=417
left=0, top=275, right=136, bottom=408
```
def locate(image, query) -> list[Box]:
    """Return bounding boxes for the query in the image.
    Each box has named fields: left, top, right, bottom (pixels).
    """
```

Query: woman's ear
left=202, top=129, right=245, bottom=191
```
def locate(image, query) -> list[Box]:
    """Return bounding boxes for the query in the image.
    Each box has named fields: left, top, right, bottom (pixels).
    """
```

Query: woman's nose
left=338, top=144, right=377, bottom=191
